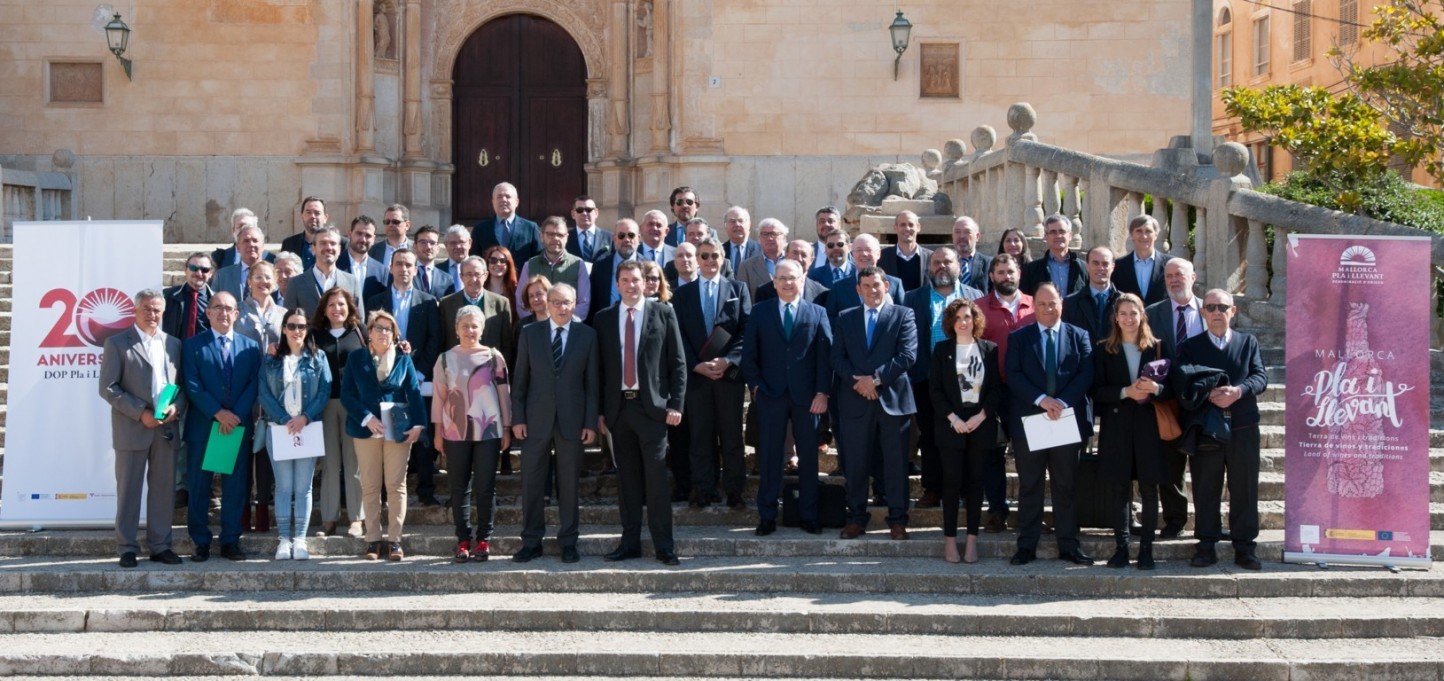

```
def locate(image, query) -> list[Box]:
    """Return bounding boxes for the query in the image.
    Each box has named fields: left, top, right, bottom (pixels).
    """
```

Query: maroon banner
left=1284, top=234, right=1432, bottom=568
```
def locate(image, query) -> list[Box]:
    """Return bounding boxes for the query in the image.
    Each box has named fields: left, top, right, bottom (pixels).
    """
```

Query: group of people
left=100, top=183, right=1268, bottom=573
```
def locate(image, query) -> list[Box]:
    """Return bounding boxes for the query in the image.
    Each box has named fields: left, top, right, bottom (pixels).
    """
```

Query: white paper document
left=269, top=421, right=326, bottom=461
left=1020, top=408, right=1081, bottom=450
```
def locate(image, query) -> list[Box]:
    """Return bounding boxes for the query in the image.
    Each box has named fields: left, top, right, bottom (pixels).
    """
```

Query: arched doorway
left=451, top=14, right=588, bottom=224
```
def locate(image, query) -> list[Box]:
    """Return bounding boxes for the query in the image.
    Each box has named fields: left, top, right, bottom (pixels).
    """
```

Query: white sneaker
left=291, top=538, right=309, bottom=560
left=274, top=537, right=292, bottom=560
left=347, top=521, right=364, bottom=539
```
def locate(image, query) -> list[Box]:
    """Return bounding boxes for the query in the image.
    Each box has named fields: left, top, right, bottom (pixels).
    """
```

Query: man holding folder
left=181, top=291, right=262, bottom=562
left=1004, top=282, right=1095, bottom=566
left=99, top=289, right=187, bottom=568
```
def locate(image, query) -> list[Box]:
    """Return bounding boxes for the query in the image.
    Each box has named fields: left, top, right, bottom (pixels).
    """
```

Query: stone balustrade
left=939, top=103, right=1444, bottom=353
left=0, top=156, right=75, bottom=243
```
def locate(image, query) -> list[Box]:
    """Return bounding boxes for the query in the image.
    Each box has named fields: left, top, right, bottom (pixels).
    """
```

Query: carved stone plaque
left=49, top=62, right=103, bottom=104
left=919, top=43, right=959, bottom=99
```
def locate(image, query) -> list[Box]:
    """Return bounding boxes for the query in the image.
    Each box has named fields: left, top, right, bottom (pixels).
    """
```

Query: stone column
left=355, top=0, right=375, bottom=153
left=1191, top=0, right=1213, bottom=156
left=648, top=0, right=671, bottom=154
left=401, top=0, right=423, bottom=160
left=608, top=1, right=631, bottom=158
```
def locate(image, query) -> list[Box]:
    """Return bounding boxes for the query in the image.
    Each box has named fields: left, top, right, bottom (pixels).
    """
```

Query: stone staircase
left=1, top=244, right=1442, bottom=679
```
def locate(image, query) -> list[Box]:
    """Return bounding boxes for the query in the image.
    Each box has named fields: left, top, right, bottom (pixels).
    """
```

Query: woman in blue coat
left=258, top=307, right=331, bottom=560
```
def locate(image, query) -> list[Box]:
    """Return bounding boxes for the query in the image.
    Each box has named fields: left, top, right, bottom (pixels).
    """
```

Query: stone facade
left=2, top=0, right=1193, bottom=242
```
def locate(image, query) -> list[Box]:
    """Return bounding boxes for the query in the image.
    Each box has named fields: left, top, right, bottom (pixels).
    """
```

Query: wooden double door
left=452, top=14, right=588, bottom=224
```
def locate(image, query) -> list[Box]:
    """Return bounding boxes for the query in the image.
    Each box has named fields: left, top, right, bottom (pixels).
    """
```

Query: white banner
left=0, top=221, right=163, bottom=528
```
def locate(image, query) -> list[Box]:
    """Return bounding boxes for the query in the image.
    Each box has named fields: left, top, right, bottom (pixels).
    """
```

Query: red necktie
left=185, top=288, right=199, bottom=339
left=624, top=307, right=638, bottom=387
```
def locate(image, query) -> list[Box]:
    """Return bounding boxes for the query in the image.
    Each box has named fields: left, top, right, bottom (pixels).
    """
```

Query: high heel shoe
left=963, top=535, right=979, bottom=564
left=943, top=536, right=962, bottom=564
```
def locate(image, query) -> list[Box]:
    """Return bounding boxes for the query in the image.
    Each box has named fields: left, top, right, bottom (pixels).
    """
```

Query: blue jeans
left=186, top=428, right=253, bottom=547
left=269, top=430, right=317, bottom=540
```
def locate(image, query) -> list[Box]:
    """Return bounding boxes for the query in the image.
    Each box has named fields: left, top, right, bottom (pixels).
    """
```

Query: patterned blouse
left=431, top=346, right=509, bottom=442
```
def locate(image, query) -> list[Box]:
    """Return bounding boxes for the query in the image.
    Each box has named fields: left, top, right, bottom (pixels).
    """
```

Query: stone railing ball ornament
left=1214, top=141, right=1249, bottom=178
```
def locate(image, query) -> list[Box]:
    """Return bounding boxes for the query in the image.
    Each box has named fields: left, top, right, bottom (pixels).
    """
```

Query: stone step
left=8, top=591, right=1444, bottom=640
left=0, top=629, right=1439, bottom=679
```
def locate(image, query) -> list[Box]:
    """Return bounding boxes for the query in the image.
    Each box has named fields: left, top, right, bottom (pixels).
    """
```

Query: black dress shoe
left=561, top=546, right=581, bottom=564
left=799, top=520, right=823, bottom=535
left=1009, top=549, right=1036, bottom=566
left=219, top=543, right=248, bottom=561
left=118, top=552, right=138, bottom=568
left=512, top=545, right=544, bottom=563
left=1234, top=552, right=1262, bottom=570
left=417, top=494, right=442, bottom=507
left=1059, top=549, right=1095, bottom=566
left=191, top=544, right=211, bottom=563
left=655, top=550, right=680, bottom=566
left=1136, top=544, right=1156, bottom=571
left=149, top=550, right=183, bottom=565
left=603, top=546, right=642, bottom=562
left=727, top=493, right=746, bottom=511
left=1189, top=544, right=1218, bottom=567
left=755, top=519, right=777, bottom=536
left=1158, top=524, right=1185, bottom=540
left=1106, top=546, right=1130, bottom=568
left=688, top=490, right=710, bottom=509
left=1128, top=523, right=1145, bottom=537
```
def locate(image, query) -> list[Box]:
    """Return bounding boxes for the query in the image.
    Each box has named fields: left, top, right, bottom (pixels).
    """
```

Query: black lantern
left=105, top=13, right=132, bottom=81
left=889, top=10, right=912, bottom=81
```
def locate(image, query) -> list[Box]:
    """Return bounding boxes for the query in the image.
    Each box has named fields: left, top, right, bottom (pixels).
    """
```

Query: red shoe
left=471, top=539, right=490, bottom=562
left=453, top=541, right=471, bottom=563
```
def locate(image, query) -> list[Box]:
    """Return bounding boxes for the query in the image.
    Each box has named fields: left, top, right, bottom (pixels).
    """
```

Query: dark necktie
left=419, top=265, right=430, bottom=292
left=832, top=267, right=844, bottom=283
left=219, top=335, right=233, bottom=385
left=865, top=308, right=877, bottom=349
left=1176, top=304, right=1188, bottom=345
left=1095, top=291, right=1108, bottom=329
left=500, top=220, right=511, bottom=246
left=783, top=303, right=795, bottom=342
left=624, top=308, right=638, bottom=387
left=581, top=231, right=592, bottom=259
left=959, top=258, right=971, bottom=287
left=185, top=288, right=199, bottom=339
left=1044, top=328, right=1057, bottom=395
left=552, top=326, right=564, bottom=371
left=702, top=280, right=716, bottom=330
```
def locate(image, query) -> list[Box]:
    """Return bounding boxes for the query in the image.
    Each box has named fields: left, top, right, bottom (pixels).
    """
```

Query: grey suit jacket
left=286, top=267, right=367, bottom=320
left=735, top=253, right=777, bottom=302
left=98, top=326, right=186, bottom=450
left=439, top=289, right=515, bottom=362
left=210, top=262, right=251, bottom=301
left=510, top=321, right=600, bottom=439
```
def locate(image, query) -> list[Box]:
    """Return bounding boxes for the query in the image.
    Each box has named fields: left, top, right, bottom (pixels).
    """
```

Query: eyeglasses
left=644, top=275, right=661, bottom=283
left=188, top=265, right=212, bottom=273
left=370, top=326, right=395, bottom=334
left=697, top=253, right=721, bottom=261
left=284, top=323, right=309, bottom=332
left=673, top=198, right=697, bottom=206
left=209, top=305, right=237, bottom=313
left=1202, top=303, right=1232, bottom=313
left=415, top=239, right=438, bottom=247
left=573, top=207, right=597, bottom=214
left=548, top=299, right=575, bottom=307
left=383, top=219, right=405, bottom=226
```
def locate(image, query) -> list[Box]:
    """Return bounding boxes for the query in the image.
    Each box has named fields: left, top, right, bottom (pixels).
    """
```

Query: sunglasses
left=697, top=253, right=721, bottom=261
left=616, top=233, right=638, bottom=240
left=1202, top=303, right=1232, bottom=313
left=383, top=219, right=405, bottom=226
left=284, top=323, right=309, bottom=332
left=826, top=242, right=847, bottom=248
left=644, top=275, right=661, bottom=282
left=573, top=207, right=597, bottom=214
left=673, top=198, right=697, bottom=206
left=188, top=265, right=212, bottom=273
left=487, top=257, right=508, bottom=265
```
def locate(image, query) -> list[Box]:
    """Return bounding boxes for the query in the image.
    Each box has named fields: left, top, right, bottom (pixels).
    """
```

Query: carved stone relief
left=48, top=62, right=103, bottom=104
left=374, top=0, right=398, bottom=60
left=636, top=0, right=654, bottom=59
left=920, top=43, right=959, bottom=99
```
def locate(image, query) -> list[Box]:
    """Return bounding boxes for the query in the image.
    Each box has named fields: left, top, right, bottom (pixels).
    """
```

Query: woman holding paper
left=432, top=306, right=511, bottom=562
left=341, top=310, right=427, bottom=561
left=1091, top=293, right=1169, bottom=570
left=928, top=298, right=1001, bottom=564
left=258, top=307, right=332, bottom=560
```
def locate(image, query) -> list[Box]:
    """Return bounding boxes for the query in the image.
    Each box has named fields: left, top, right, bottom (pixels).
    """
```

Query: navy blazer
left=830, top=303, right=918, bottom=417
left=567, top=226, right=614, bottom=263
left=210, top=245, right=275, bottom=270
left=901, top=282, right=986, bottom=384
left=413, top=263, right=455, bottom=300
left=1062, top=285, right=1121, bottom=346
left=338, top=348, right=427, bottom=440
left=1004, top=322, right=1095, bottom=438
left=1020, top=251, right=1087, bottom=297
left=181, top=330, right=262, bottom=438
left=823, top=272, right=905, bottom=322
left=958, top=251, right=992, bottom=293
left=470, top=215, right=542, bottom=265
left=365, top=288, right=443, bottom=381
left=674, top=277, right=751, bottom=373
left=336, top=250, right=389, bottom=296
left=741, top=298, right=832, bottom=405
left=1111, top=251, right=1173, bottom=307
left=753, top=277, right=825, bottom=305
left=722, top=239, right=760, bottom=269
left=1175, top=330, right=1268, bottom=428
left=808, top=261, right=856, bottom=290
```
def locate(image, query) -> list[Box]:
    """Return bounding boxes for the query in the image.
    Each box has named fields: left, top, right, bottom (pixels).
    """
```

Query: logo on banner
left=1331, top=245, right=1383, bottom=285
left=36, top=287, right=132, bottom=378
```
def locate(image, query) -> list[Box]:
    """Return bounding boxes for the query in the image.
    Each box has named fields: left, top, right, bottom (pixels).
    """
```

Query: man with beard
left=977, top=253, right=1034, bottom=533
left=588, top=218, right=642, bottom=324
left=666, top=186, right=699, bottom=247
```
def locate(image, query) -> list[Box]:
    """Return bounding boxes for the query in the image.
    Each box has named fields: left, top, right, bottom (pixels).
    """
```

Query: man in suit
left=410, top=225, right=455, bottom=299
left=438, top=225, right=474, bottom=295
left=667, top=242, right=699, bottom=291
left=902, top=245, right=985, bottom=508
left=674, top=238, right=752, bottom=509
left=1005, top=282, right=1095, bottom=566
left=756, top=239, right=826, bottom=304
left=365, top=248, right=444, bottom=505
left=516, top=216, right=593, bottom=321
left=596, top=261, right=688, bottom=565
left=162, top=252, right=214, bottom=342
left=99, top=288, right=187, bottom=568
left=832, top=266, right=917, bottom=539
left=721, top=206, right=760, bottom=272
left=567, top=195, right=613, bottom=263
left=211, top=224, right=270, bottom=302
left=808, top=227, right=855, bottom=290
left=825, top=234, right=904, bottom=321
left=665, top=219, right=733, bottom=284
left=636, top=210, right=676, bottom=267
left=952, top=216, right=992, bottom=293
left=666, top=186, right=699, bottom=247
left=212, top=208, right=276, bottom=269
left=180, top=291, right=261, bottom=562
left=588, top=218, right=642, bottom=322
left=337, top=216, right=389, bottom=298
left=470, top=182, right=541, bottom=265
left=280, top=196, right=333, bottom=270
left=1112, top=214, right=1173, bottom=306
left=878, top=211, right=933, bottom=292
left=742, top=259, right=832, bottom=535
left=287, top=226, right=366, bottom=321
left=1062, top=246, right=1120, bottom=343
left=810, top=206, right=845, bottom=270
left=510, top=283, right=600, bottom=564
left=1178, top=289, right=1269, bottom=570
left=977, top=253, right=1035, bottom=533
left=1146, top=258, right=1204, bottom=538
left=1021, top=214, right=1087, bottom=297
left=439, top=255, right=514, bottom=358
left=735, top=217, right=788, bottom=301
left=369, top=204, right=414, bottom=268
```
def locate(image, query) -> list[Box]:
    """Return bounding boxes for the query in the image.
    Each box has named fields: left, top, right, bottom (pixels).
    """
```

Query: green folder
left=201, top=422, right=246, bottom=475
left=153, top=384, right=179, bottom=421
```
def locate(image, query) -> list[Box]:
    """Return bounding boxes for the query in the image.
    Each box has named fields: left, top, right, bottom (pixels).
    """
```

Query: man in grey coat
left=286, top=225, right=366, bottom=319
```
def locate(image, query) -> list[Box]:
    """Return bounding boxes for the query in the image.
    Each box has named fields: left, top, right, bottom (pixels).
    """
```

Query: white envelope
left=269, top=421, right=325, bottom=461
left=1021, top=408, right=1082, bottom=450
